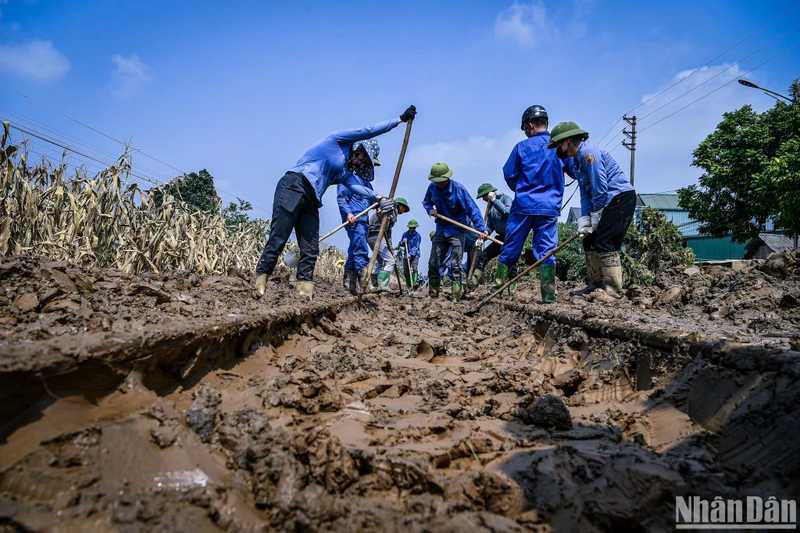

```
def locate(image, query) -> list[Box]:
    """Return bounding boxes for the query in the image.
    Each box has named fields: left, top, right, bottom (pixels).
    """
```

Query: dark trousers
left=256, top=172, right=320, bottom=281
left=583, top=190, right=636, bottom=254
left=475, top=234, right=518, bottom=278
left=429, top=233, right=465, bottom=282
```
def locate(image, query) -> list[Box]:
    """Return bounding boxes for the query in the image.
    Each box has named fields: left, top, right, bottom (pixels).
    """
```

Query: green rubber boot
left=599, top=251, right=624, bottom=298
left=429, top=278, right=441, bottom=298
left=540, top=264, right=556, bottom=304
left=370, top=272, right=379, bottom=289
left=377, top=270, right=391, bottom=292
left=452, top=281, right=463, bottom=302
left=412, top=272, right=419, bottom=289
left=491, top=263, right=510, bottom=294
left=469, top=269, right=482, bottom=288
left=508, top=282, right=517, bottom=298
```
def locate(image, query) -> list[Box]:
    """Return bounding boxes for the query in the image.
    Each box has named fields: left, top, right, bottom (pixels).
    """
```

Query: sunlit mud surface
left=1, top=252, right=798, bottom=531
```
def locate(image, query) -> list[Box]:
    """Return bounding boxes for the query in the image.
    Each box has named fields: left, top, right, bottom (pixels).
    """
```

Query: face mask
left=556, top=146, right=569, bottom=160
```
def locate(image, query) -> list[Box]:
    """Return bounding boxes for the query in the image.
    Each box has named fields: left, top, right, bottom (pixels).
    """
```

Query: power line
left=638, top=22, right=800, bottom=122
left=628, top=2, right=800, bottom=116
left=0, top=86, right=270, bottom=214
left=594, top=2, right=799, bottom=147
left=639, top=39, right=800, bottom=134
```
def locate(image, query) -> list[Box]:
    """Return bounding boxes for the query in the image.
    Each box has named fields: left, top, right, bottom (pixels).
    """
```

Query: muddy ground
left=0, top=251, right=798, bottom=532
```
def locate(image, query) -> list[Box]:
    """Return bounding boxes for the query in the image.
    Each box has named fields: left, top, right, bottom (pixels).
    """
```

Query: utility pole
left=622, top=115, right=637, bottom=186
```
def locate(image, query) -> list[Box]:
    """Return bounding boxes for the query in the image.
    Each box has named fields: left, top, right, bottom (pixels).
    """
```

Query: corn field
left=0, top=123, right=270, bottom=276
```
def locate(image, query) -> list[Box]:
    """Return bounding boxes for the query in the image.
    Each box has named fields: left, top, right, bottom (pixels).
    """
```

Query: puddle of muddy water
left=1, top=290, right=798, bottom=532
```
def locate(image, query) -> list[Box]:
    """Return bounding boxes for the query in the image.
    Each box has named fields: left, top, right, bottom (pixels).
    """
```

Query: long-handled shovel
left=404, top=241, right=414, bottom=289
left=362, top=119, right=413, bottom=294
left=465, top=201, right=491, bottom=294
left=433, top=214, right=503, bottom=246
left=319, top=202, right=379, bottom=242
left=465, top=233, right=582, bottom=316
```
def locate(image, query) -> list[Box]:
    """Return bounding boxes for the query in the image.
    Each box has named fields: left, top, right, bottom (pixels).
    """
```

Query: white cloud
left=494, top=0, right=592, bottom=47
left=611, top=63, right=765, bottom=196
left=494, top=2, right=552, bottom=47
left=0, top=40, right=70, bottom=81
left=109, top=53, right=151, bottom=98
left=406, top=129, right=523, bottom=172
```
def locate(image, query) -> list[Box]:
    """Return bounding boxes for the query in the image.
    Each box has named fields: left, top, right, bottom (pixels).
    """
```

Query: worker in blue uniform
left=548, top=121, right=636, bottom=300
left=423, top=162, right=488, bottom=302
left=471, top=183, right=518, bottom=294
left=336, top=139, right=379, bottom=295
left=399, top=219, right=422, bottom=288
left=254, top=105, right=416, bottom=300
left=496, top=105, right=575, bottom=303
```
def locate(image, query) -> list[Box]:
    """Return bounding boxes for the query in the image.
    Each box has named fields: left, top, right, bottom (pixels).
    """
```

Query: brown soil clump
left=1, top=253, right=798, bottom=531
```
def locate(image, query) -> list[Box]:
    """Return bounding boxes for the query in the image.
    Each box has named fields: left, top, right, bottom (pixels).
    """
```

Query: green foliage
left=758, top=137, right=800, bottom=235
left=620, top=206, right=694, bottom=284
left=152, top=169, right=220, bottom=214
left=223, top=198, right=255, bottom=230
left=555, top=222, right=586, bottom=281
left=678, top=79, right=799, bottom=242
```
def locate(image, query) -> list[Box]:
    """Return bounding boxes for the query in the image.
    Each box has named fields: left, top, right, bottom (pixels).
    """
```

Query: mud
left=0, top=252, right=799, bottom=531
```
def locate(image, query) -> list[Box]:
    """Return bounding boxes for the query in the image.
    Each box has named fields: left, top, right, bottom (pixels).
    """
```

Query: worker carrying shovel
left=367, top=197, right=410, bottom=291
left=399, top=219, right=422, bottom=289
left=470, top=182, right=517, bottom=294
left=495, top=105, right=576, bottom=304
left=423, top=162, right=488, bottom=302
left=548, top=121, right=636, bottom=300
left=254, top=105, right=416, bottom=300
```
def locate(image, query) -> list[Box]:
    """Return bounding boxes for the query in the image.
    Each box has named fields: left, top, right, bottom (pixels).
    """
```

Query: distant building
left=635, top=193, right=748, bottom=262
left=744, top=233, right=795, bottom=259
left=566, top=207, right=581, bottom=226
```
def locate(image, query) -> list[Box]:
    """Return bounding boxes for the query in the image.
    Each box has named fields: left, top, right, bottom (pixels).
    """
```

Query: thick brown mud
left=0, top=252, right=798, bottom=531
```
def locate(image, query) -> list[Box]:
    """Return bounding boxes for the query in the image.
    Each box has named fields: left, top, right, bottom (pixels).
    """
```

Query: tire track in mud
left=1, top=291, right=799, bottom=532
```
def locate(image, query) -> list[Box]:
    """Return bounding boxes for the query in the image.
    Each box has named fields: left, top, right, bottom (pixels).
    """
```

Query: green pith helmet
left=395, top=197, right=410, bottom=211
left=428, top=162, right=453, bottom=182
left=476, top=183, right=497, bottom=199
left=547, top=121, right=589, bottom=149
left=407, top=219, right=420, bottom=228
left=430, top=230, right=436, bottom=239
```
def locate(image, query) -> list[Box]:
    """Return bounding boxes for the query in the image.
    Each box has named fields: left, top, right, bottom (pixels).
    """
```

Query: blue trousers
left=498, top=212, right=558, bottom=266
left=344, top=220, right=370, bottom=271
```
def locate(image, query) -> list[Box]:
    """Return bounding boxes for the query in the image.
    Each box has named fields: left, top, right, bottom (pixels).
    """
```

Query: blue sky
left=1, top=0, right=799, bottom=270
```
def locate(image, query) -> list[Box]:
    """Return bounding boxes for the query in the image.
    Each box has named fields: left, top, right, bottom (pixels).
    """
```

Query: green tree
left=152, top=169, right=220, bottom=214
left=678, top=79, right=799, bottom=242
left=223, top=198, right=254, bottom=229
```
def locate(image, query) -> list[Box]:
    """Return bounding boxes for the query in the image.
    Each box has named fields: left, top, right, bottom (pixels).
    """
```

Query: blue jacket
left=502, top=131, right=576, bottom=216
left=399, top=230, right=421, bottom=258
left=487, top=192, right=512, bottom=236
left=289, top=118, right=399, bottom=205
left=336, top=176, right=373, bottom=223
left=574, top=140, right=634, bottom=216
left=422, top=179, right=487, bottom=237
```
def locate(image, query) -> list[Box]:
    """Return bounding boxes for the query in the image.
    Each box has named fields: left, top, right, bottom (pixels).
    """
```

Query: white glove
left=576, top=215, right=593, bottom=236
left=487, top=191, right=497, bottom=202
left=590, top=209, right=603, bottom=231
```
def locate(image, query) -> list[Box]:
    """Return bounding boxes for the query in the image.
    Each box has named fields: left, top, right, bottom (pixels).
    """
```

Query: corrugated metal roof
left=637, top=193, right=682, bottom=210
left=746, top=233, right=794, bottom=253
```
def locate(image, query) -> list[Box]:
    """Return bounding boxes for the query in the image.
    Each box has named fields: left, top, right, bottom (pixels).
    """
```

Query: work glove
left=590, top=209, right=603, bottom=231
left=379, top=197, right=397, bottom=226
left=400, top=105, right=417, bottom=123
left=487, top=191, right=497, bottom=202
left=379, top=197, right=396, bottom=217
left=577, top=215, right=593, bottom=236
